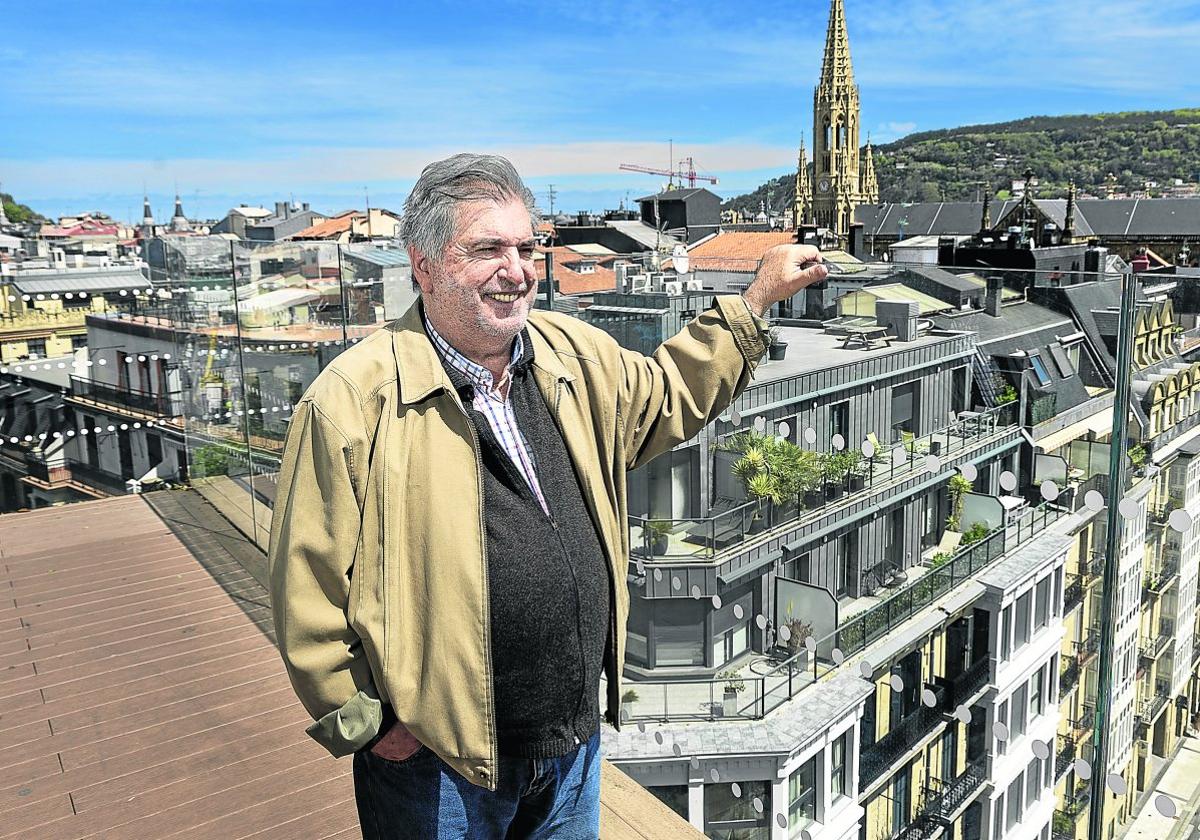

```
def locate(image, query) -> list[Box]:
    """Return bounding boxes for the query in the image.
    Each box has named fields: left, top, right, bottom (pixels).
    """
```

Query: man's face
left=414, top=197, right=538, bottom=345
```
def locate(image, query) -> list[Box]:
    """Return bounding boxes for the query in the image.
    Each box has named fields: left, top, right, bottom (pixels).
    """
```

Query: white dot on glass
left=654, top=731, right=663, bottom=745
left=671, top=577, right=681, bottom=591
left=690, top=757, right=700, bottom=770
left=994, top=722, right=1009, bottom=741
left=691, top=585, right=701, bottom=599
left=889, top=674, right=904, bottom=692
left=1106, top=773, right=1127, bottom=795
left=831, top=434, right=845, bottom=451
left=925, top=455, right=942, bottom=473
left=755, top=614, right=767, bottom=630
left=733, top=605, right=744, bottom=620
left=752, top=797, right=763, bottom=814
left=1085, top=490, right=1105, bottom=512
left=1032, top=739, right=1050, bottom=760
left=672, top=744, right=682, bottom=757
left=778, top=624, right=791, bottom=642
left=859, top=661, right=873, bottom=679
left=711, top=595, right=722, bottom=609
left=777, top=422, right=790, bottom=438
left=960, top=463, right=978, bottom=481
left=731, top=783, right=741, bottom=798
left=999, top=471, right=1017, bottom=491
left=653, top=568, right=662, bottom=582
left=955, top=705, right=971, bottom=724
left=709, top=768, right=720, bottom=783
left=754, top=416, right=766, bottom=433
left=804, top=636, right=816, bottom=652
left=1118, top=498, right=1140, bottom=520
left=892, top=447, right=906, bottom=466
left=1154, top=794, right=1177, bottom=818
left=777, top=814, right=787, bottom=829
left=1169, top=509, right=1193, bottom=533
left=730, top=411, right=742, bottom=426
left=832, top=648, right=844, bottom=664
left=862, top=440, right=875, bottom=458
left=637, top=722, right=645, bottom=733
left=1040, top=481, right=1059, bottom=501
left=803, top=427, right=816, bottom=444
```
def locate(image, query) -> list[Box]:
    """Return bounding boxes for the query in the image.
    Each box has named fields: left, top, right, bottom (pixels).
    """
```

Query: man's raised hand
left=742, top=245, right=829, bottom=318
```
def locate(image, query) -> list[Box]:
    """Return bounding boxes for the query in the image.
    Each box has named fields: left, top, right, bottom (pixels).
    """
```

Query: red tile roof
left=291, top=212, right=359, bottom=240
left=0, top=496, right=356, bottom=839
left=686, top=231, right=795, bottom=272
left=535, top=246, right=617, bottom=295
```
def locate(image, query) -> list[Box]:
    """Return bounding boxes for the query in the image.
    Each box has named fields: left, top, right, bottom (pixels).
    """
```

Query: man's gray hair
left=400, top=153, right=538, bottom=262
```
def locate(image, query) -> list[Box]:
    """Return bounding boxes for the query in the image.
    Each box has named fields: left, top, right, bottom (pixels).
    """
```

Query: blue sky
left=3, top=0, right=1198, bottom=223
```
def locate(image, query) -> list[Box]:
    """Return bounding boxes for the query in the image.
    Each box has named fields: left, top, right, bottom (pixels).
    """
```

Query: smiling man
left=268, top=153, right=827, bottom=839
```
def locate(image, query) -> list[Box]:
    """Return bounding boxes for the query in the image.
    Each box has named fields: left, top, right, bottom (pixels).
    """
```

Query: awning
left=717, top=549, right=782, bottom=586
left=1034, top=406, right=1114, bottom=452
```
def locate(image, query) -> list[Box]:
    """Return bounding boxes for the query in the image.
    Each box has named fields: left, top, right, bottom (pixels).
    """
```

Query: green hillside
left=1, top=192, right=45, bottom=224
left=725, top=109, right=1200, bottom=214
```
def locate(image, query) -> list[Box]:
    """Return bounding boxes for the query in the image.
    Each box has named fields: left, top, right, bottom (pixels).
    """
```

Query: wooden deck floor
left=1, top=493, right=701, bottom=840
left=0, top=495, right=357, bottom=840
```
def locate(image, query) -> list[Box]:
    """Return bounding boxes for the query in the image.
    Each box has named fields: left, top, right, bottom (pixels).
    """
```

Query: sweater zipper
left=452, top=396, right=499, bottom=791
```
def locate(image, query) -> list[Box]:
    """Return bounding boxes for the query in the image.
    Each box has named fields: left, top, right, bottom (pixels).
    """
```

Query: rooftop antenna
left=547, top=184, right=556, bottom=217
left=364, top=186, right=372, bottom=239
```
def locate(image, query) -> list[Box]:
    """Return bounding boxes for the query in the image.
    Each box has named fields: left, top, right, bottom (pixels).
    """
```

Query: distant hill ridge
left=725, top=108, right=1200, bottom=215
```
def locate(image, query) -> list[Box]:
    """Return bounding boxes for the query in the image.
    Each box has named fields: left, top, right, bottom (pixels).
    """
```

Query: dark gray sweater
left=435, top=327, right=610, bottom=760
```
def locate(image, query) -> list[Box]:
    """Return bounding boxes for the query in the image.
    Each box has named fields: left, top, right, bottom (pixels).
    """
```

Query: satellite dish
left=671, top=244, right=689, bottom=275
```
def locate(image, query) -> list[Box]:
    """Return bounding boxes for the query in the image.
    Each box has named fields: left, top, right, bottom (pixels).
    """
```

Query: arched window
left=838, top=123, right=848, bottom=148
left=824, top=122, right=833, bottom=149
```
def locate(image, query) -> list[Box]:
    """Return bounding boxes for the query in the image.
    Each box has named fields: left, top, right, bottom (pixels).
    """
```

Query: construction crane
left=619, top=157, right=718, bottom=189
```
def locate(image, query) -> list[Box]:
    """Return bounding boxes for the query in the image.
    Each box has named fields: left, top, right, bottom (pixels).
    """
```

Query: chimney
left=985, top=275, right=1003, bottom=317
left=302, top=202, right=310, bottom=212
left=1084, top=245, right=1108, bottom=282
left=274, top=201, right=286, bottom=218
left=848, top=223, right=864, bottom=258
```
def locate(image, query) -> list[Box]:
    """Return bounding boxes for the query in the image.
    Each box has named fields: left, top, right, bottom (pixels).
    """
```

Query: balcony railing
left=861, top=694, right=947, bottom=788
left=943, top=656, right=990, bottom=710
left=1136, top=690, right=1170, bottom=725
left=1076, top=629, right=1100, bottom=664
left=1056, top=734, right=1077, bottom=781
left=1139, top=632, right=1172, bottom=663
left=70, top=461, right=130, bottom=495
left=893, top=758, right=989, bottom=840
left=1073, top=704, right=1096, bottom=735
left=69, top=375, right=185, bottom=418
left=630, top=405, right=1015, bottom=561
left=622, top=502, right=1064, bottom=724
left=1059, top=657, right=1081, bottom=700
left=1063, top=573, right=1083, bottom=613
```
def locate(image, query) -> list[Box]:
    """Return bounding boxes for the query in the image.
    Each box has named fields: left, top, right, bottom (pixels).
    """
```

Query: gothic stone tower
left=812, top=0, right=865, bottom=241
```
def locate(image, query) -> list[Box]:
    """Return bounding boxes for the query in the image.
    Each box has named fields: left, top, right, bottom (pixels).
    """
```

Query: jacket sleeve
left=602, top=293, right=771, bottom=472
left=267, top=395, right=381, bottom=758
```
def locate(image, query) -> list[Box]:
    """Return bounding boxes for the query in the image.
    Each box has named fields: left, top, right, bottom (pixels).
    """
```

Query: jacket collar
left=389, top=296, right=575, bottom=405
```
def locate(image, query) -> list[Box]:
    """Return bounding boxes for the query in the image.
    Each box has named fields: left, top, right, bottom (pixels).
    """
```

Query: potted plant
left=767, top=326, right=788, bottom=361
left=645, top=519, right=672, bottom=556
left=621, top=688, right=640, bottom=704
left=961, top=521, right=990, bottom=546
left=1129, top=444, right=1148, bottom=475
left=719, top=669, right=746, bottom=717
left=847, top=452, right=869, bottom=492
left=946, top=474, right=972, bottom=532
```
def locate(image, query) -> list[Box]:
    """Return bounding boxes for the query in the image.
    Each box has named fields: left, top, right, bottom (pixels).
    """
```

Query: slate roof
left=931, top=300, right=1073, bottom=346
left=857, top=198, right=1200, bottom=239
left=635, top=188, right=718, bottom=203
left=7, top=268, right=151, bottom=296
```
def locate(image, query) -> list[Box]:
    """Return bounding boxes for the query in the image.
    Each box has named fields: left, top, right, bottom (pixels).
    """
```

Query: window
left=1053, top=567, right=1063, bottom=617
left=1015, top=592, right=1032, bottom=648
left=993, top=794, right=1005, bottom=839
left=1012, top=684, right=1028, bottom=738
left=706, top=778, right=770, bottom=837
left=1001, top=606, right=1013, bottom=660
left=647, top=785, right=688, bottom=820
left=788, top=755, right=818, bottom=829
left=891, top=771, right=910, bottom=836
left=1006, top=776, right=1022, bottom=828
left=655, top=599, right=705, bottom=667
left=1029, top=353, right=1051, bottom=386
left=1026, top=758, right=1040, bottom=806
left=891, top=382, right=918, bottom=436
left=712, top=621, right=750, bottom=668
left=1035, top=577, right=1050, bottom=629
left=831, top=731, right=848, bottom=799
left=1030, top=667, right=1044, bottom=719
left=25, top=337, right=46, bottom=359
left=830, top=400, right=849, bottom=446
left=996, top=700, right=1009, bottom=755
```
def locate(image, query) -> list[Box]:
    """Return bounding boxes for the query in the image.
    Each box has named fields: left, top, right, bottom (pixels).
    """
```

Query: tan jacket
left=267, top=293, right=769, bottom=791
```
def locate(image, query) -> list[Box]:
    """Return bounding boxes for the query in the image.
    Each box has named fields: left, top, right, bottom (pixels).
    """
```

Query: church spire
left=818, top=0, right=855, bottom=92
left=860, top=137, right=879, bottom=204
left=1064, top=181, right=1077, bottom=241
left=794, top=141, right=812, bottom=228
left=142, top=193, right=154, bottom=225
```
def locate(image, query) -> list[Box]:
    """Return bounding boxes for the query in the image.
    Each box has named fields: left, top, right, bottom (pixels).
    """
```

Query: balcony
left=69, top=460, right=130, bottom=495
left=942, top=656, right=990, bottom=710
left=1059, top=657, right=1081, bottom=701
left=1056, top=734, right=1077, bottom=781
left=1139, top=631, right=1172, bottom=664
left=1073, top=704, right=1096, bottom=736
left=1063, top=573, right=1083, bottom=613
left=860, top=689, right=948, bottom=788
left=630, top=405, right=1016, bottom=562
left=1136, top=690, right=1171, bottom=726
left=892, top=758, right=989, bottom=840
left=68, top=375, right=185, bottom=419
left=1075, top=629, right=1100, bottom=665
left=620, top=502, right=1063, bottom=725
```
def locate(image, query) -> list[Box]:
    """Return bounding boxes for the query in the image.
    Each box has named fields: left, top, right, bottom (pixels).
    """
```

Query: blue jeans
left=353, top=732, right=602, bottom=839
